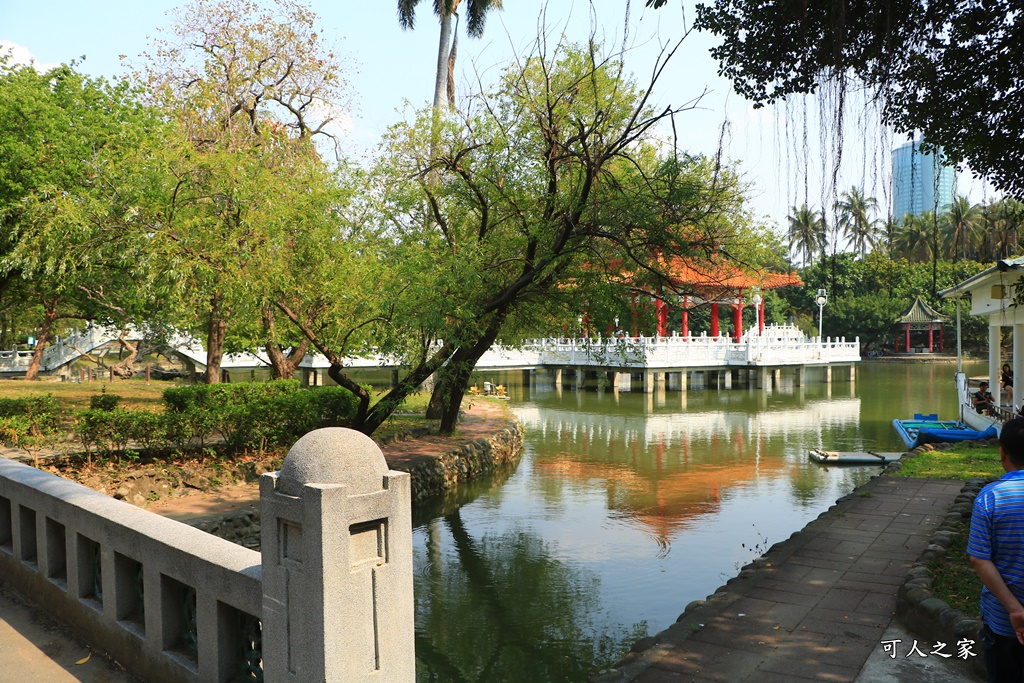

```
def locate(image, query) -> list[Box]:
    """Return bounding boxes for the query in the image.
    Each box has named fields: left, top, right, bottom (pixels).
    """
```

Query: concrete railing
left=480, top=325, right=860, bottom=369
left=0, top=428, right=415, bottom=682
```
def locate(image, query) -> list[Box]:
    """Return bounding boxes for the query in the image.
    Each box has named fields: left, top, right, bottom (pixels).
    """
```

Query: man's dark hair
left=980, top=382, right=989, bottom=388
left=1000, top=418, right=1024, bottom=467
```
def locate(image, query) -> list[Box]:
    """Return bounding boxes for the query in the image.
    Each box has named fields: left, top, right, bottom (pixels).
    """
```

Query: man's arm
left=971, top=556, right=1024, bottom=644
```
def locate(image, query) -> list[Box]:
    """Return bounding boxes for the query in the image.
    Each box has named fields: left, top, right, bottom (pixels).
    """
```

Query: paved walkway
left=613, top=476, right=972, bottom=683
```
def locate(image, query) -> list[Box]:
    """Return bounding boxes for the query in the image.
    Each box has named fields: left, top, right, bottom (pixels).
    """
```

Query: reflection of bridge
left=514, top=398, right=862, bottom=451
left=1, top=324, right=858, bottom=389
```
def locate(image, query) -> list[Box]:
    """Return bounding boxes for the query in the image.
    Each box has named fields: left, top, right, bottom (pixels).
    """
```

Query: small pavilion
left=650, top=258, right=803, bottom=342
left=895, top=295, right=950, bottom=353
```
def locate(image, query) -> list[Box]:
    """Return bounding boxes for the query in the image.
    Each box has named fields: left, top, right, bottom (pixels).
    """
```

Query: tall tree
left=835, top=186, right=881, bottom=257
left=943, top=195, right=981, bottom=262
left=0, top=60, right=157, bottom=379
left=786, top=204, right=823, bottom=267
left=397, top=0, right=503, bottom=111
left=273, top=39, right=751, bottom=435
left=138, top=0, right=349, bottom=383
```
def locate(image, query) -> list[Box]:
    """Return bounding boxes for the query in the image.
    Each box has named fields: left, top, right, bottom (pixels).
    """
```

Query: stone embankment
left=174, top=399, right=523, bottom=549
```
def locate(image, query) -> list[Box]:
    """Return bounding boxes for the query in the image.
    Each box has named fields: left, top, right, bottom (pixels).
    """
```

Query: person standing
left=968, top=418, right=1024, bottom=681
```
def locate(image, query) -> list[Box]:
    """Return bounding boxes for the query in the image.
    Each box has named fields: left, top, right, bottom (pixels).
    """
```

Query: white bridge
left=0, top=324, right=858, bottom=385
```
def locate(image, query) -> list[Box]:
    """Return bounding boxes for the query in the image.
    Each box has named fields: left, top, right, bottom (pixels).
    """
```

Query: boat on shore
left=892, top=414, right=997, bottom=449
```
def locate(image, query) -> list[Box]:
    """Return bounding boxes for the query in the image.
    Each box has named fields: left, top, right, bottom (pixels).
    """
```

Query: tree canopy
left=688, top=0, right=1024, bottom=196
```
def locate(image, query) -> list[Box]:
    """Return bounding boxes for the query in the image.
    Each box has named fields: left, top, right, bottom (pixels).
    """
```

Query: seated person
left=974, top=382, right=996, bottom=413
left=1003, top=363, right=1014, bottom=401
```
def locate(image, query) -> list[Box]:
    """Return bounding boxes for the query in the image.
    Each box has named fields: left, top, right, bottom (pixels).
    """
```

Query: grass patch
left=0, top=378, right=168, bottom=412
left=927, top=518, right=980, bottom=618
left=894, top=445, right=1002, bottom=480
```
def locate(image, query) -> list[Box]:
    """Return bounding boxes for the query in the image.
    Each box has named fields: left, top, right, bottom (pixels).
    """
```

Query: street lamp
left=815, top=288, right=828, bottom=339
left=751, top=288, right=763, bottom=336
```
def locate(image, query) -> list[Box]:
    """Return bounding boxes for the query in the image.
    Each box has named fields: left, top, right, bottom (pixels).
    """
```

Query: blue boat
left=892, top=413, right=997, bottom=449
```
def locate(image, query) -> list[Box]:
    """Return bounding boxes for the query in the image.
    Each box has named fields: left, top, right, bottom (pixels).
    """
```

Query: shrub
left=89, top=389, right=122, bottom=412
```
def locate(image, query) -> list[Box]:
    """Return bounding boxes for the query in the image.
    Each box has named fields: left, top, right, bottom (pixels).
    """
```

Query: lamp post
left=815, top=288, right=828, bottom=339
left=751, top=288, right=763, bottom=336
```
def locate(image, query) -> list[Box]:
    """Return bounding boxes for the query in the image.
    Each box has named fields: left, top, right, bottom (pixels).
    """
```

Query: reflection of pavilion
left=516, top=398, right=861, bottom=544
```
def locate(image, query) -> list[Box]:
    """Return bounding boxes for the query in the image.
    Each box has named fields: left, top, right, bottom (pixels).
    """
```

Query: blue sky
left=0, top=0, right=993, bottom=241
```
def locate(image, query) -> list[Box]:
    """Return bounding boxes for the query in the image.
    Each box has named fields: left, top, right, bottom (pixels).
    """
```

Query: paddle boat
left=891, top=413, right=997, bottom=449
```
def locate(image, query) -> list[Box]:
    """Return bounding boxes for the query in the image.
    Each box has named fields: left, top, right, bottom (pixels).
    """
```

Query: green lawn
left=895, top=444, right=1003, bottom=621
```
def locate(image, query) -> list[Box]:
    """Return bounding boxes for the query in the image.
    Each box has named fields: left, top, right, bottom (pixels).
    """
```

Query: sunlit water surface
left=410, top=361, right=978, bottom=682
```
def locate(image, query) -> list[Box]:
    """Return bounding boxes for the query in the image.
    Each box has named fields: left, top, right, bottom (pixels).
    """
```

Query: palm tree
left=835, top=186, right=881, bottom=257
left=893, top=213, right=934, bottom=263
left=397, top=0, right=503, bottom=111
left=786, top=204, right=824, bottom=267
left=944, top=194, right=981, bottom=262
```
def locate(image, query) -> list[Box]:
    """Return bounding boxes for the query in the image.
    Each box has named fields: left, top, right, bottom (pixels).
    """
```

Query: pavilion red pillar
left=656, top=298, right=668, bottom=337
left=758, top=299, right=765, bottom=335
left=905, top=323, right=911, bottom=352
left=733, top=302, right=743, bottom=343
left=711, top=303, right=720, bottom=337
left=582, top=312, right=589, bottom=338
left=928, top=322, right=934, bottom=352
left=681, top=295, right=689, bottom=338
left=940, top=324, right=945, bottom=351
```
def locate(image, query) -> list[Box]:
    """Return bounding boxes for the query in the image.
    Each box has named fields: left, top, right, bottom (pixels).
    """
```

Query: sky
left=0, top=0, right=996, bottom=242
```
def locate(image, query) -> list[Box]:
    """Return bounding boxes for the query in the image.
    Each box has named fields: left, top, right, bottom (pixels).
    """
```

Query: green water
left=411, top=361, right=979, bottom=682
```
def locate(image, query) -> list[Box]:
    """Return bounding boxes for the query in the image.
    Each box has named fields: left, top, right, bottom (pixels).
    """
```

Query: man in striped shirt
left=969, top=418, right=1024, bottom=681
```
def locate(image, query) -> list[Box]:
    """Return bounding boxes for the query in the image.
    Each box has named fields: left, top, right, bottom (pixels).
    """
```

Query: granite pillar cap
left=278, top=427, right=388, bottom=496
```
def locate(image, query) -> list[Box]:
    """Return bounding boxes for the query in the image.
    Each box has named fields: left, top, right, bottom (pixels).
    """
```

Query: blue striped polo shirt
left=968, top=469, right=1024, bottom=638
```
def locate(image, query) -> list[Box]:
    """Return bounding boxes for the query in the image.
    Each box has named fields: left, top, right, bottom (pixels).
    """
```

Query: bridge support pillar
left=616, top=372, right=632, bottom=392
left=756, top=367, right=769, bottom=391
left=772, top=368, right=781, bottom=387
left=824, top=365, right=832, bottom=384
left=552, top=368, right=562, bottom=389
left=643, top=371, right=655, bottom=393
left=667, top=372, right=686, bottom=391
left=575, top=368, right=586, bottom=391
left=848, top=365, right=856, bottom=383
left=794, top=366, right=804, bottom=387
left=722, top=370, right=732, bottom=389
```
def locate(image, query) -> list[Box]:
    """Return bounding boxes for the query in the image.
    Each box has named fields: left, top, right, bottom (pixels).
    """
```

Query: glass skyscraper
left=891, top=138, right=957, bottom=220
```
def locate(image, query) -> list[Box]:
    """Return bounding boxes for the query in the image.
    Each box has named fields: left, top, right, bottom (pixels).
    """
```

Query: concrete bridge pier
left=575, top=368, right=586, bottom=391
left=615, top=371, right=632, bottom=392
left=824, top=365, right=833, bottom=385
left=643, top=371, right=655, bottom=394
left=756, top=367, right=769, bottom=391
left=722, top=370, right=732, bottom=390
left=794, top=366, right=804, bottom=387
left=771, top=368, right=781, bottom=388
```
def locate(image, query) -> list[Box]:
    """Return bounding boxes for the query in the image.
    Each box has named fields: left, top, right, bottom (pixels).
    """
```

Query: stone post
left=260, top=429, right=415, bottom=682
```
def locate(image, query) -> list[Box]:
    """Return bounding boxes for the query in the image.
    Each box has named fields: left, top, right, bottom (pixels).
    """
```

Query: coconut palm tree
left=786, top=204, right=824, bottom=267
left=894, top=213, right=934, bottom=263
left=397, top=0, right=503, bottom=111
left=835, top=186, right=881, bottom=257
left=944, top=194, right=981, bottom=262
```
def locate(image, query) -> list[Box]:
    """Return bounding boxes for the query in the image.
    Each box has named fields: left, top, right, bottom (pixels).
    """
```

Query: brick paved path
left=617, top=477, right=965, bottom=683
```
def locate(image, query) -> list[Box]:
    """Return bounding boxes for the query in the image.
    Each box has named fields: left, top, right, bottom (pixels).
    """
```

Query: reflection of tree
left=415, top=509, right=646, bottom=682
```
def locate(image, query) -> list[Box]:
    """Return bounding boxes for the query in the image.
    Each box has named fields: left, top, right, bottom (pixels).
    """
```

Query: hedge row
left=76, top=381, right=359, bottom=456
left=0, top=395, right=64, bottom=458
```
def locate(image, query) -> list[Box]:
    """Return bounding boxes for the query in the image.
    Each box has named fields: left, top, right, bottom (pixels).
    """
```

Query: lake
left=410, top=360, right=976, bottom=682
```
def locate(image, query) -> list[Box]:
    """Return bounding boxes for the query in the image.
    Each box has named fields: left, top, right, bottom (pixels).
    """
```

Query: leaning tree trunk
left=24, top=297, right=59, bottom=381
left=204, top=292, right=227, bottom=384
left=110, top=333, right=141, bottom=379
left=428, top=313, right=507, bottom=435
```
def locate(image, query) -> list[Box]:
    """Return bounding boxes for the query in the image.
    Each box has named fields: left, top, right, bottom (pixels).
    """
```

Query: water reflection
left=412, top=364, right=946, bottom=682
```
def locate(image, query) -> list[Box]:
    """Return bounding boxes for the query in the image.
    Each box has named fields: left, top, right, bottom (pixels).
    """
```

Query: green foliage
left=0, top=394, right=63, bottom=459
left=89, top=389, right=122, bottom=412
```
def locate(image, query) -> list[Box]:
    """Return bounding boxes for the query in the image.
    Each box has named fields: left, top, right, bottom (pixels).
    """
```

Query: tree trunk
left=24, top=297, right=58, bottom=381
left=204, top=292, right=227, bottom=384
left=110, top=333, right=141, bottom=379
left=428, top=313, right=507, bottom=434
left=360, top=341, right=457, bottom=436
left=432, top=5, right=456, bottom=111
left=263, top=306, right=310, bottom=380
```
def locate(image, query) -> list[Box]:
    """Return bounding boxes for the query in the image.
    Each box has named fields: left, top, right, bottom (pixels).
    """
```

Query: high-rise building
left=891, top=138, right=957, bottom=220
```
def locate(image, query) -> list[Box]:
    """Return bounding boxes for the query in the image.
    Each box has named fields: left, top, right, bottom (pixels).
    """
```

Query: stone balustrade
left=0, top=428, right=415, bottom=682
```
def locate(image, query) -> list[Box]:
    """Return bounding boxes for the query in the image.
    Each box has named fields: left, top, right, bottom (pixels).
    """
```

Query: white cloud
left=0, top=41, right=62, bottom=72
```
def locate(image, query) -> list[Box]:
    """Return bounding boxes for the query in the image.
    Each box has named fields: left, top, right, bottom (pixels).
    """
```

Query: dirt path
left=147, top=398, right=514, bottom=522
